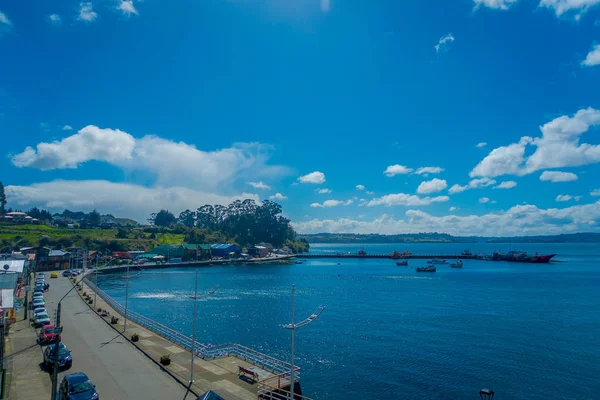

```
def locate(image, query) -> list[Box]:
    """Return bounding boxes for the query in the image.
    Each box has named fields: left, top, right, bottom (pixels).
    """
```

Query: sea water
left=98, top=243, right=600, bottom=399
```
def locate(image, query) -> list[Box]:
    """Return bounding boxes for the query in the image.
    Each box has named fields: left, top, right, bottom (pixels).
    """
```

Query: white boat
left=451, top=259, right=463, bottom=268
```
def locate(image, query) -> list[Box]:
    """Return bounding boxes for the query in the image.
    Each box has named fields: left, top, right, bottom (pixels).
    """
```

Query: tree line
left=148, top=199, right=299, bottom=248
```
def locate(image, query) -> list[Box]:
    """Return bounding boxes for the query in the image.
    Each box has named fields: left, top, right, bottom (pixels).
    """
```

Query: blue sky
left=1, top=0, right=600, bottom=236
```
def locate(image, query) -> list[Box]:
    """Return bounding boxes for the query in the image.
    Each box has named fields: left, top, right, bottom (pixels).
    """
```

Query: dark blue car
left=43, top=343, right=72, bottom=369
left=59, top=372, right=98, bottom=400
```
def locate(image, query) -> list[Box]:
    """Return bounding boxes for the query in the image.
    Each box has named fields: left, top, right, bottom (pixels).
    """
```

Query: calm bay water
left=98, top=243, right=600, bottom=400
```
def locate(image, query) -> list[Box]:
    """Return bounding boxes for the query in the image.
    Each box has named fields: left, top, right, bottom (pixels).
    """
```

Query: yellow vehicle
left=50, top=272, right=58, bottom=278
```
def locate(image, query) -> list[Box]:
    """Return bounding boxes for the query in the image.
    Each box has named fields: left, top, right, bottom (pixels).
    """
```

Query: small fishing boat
left=427, top=258, right=447, bottom=264
left=396, top=260, right=408, bottom=266
left=416, top=265, right=436, bottom=272
left=450, top=259, right=463, bottom=268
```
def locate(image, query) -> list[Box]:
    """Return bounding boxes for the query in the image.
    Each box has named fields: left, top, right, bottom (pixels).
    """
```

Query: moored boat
left=416, top=265, right=436, bottom=272
left=450, top=259, right=463, bottom=268
left=427, top=258, right=447, bottom=264
left=396, top=260, right=408, bottom=266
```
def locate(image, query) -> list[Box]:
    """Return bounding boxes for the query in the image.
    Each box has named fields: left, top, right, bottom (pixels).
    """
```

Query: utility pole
left=281, top=285, right=325, bottom=400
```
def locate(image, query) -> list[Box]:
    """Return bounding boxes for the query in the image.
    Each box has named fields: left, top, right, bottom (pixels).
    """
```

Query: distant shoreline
left=299, top=232, right=600, bottom=244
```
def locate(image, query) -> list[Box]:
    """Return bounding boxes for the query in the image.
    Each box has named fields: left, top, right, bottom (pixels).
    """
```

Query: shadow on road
left=100, top=334, right=125, bottom=348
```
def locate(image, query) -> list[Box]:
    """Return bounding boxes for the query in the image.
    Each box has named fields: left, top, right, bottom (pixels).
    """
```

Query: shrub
left=131, top=333, right=139, bottom=342
left=160, top=355, right=171, bottom=365
left=110, top=316, right=119, bottom=324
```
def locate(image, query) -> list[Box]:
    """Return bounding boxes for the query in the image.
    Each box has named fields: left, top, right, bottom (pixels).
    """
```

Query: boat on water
left=450, top=259, right=463, bottom=268
left=427, top=258, right=447, bottom=264
left=416, top=265, right=436, bottom=272
left=461, top=250, right=472, bottom=256
left=491, top=251, right=556, bottom=264
left=396, top=260, right=408, bottom=266
left=358, top=249, right=367, bottom=256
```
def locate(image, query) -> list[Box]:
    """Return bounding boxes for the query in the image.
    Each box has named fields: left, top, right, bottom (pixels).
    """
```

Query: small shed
left=248, top=246, right=269, bottom=258
left=210, top=244, right=241, bottom=258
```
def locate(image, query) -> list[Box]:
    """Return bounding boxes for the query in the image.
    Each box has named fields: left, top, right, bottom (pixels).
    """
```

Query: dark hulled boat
left=491, top=251, right=556, bottom=263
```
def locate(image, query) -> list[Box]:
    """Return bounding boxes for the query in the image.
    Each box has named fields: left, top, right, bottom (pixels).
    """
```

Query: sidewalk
left=5, top=299, right=51, bottom=399
left=76, top=278, right=263, bottom=400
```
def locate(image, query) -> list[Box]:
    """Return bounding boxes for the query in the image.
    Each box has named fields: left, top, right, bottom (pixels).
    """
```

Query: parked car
left=62, top=270, right=72, bottom=277
left=39, top=324, right=62, bottom=345
left=59, top=372, right=98, bottom=400
left=32, top=299, right=46, bottom=309
left=51, top=272, right=59, bottom=278
left=32, top=293, right=44, bottom=301
left=33, top=307, right=48, bottom=317
left=34, top=312, right=51, bottom=327
left=44, top=343, right=72, bottom=370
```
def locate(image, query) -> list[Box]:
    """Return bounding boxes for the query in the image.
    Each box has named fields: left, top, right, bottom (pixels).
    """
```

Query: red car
left=39, top=324, right=61, bottom=345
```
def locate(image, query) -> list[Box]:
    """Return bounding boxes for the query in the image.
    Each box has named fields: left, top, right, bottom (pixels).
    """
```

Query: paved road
left=43, top=273, right=190, bottom=400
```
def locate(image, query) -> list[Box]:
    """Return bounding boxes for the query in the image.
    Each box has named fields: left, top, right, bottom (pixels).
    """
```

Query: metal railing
left=83, top=278, right=299, bottom=377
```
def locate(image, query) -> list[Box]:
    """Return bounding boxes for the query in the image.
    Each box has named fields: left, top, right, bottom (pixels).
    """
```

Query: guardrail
left=83, top=277, right=298, bottom=377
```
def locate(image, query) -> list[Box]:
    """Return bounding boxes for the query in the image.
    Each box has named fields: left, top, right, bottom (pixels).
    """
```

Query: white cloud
left=366, top=191, right=374, bottom=195
left=117, top=0, right=138, bottom=16
left=471, top=108, right=600, bottom=178
left=320, top=0, right=330, bottom=12
left=592, top=189, right=600, bottom=197
left=473, top=0, right=518, bottom=10
left=448, top=177, right=496, bottom=194
left=317, top=188, right=332, bottom=194
left=0, top=11, right=12, bottom=35
left=78, top=3, right=97, bottom=22
left=294, top=201, right=600, bottom=236
left=435, top=33, right=455, bottom=53
left=384, top=164, right=413, bottom=177
left=6, top=180, right=258, bottom=224
left=310, top=199, right=353, bottom=208
left=298, top=171, right=326, bottom=184
left=540, top=170, right=578, bottom=182
left=479, top=197, right=491, bottom=203
left=12, top=125, right=289, bottom=191
left=12, top=125, right=136, bottom=170
left=417, top=178, right=448, bottom=194
left=494, top=181, right=517, bottom=189
left=248, top=181, right=271, bottom=190
left=49, top=14, right=62, bottom=26
left=582, top=44, right=600, bottom=67
left=356, top=185, right=365, bottom=191
left=367, top=193, right=449, bottom=207
left=556, top=194, right=574, bottom=202
left=415, top=166, right=444, bottom=175
left=539, top=0, right=600, bottom=19
left=63, top=125, right=73, bottom=130
left=476, top=142, right=488, bottom=148
left=269, top=193, right=287, bottom=201
left=449, top=206, right=458, bottom=211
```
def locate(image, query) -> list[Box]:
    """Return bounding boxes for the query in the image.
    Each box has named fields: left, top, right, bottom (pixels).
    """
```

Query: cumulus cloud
left=310, top=199, right=353, bottom=208
left=435, top=34, right=455, bottom=53
left=449, top=206, right=458, bottom=211
left=448, top=177, right=496, bottom=194
left=384, top=164, right=413, bottom=177
left=12, top=125, right=289, bottom=192
left=0, top=11, right=12, bottom=36
left=367, top=193, right=449, bottom=207
left=494, top=181, right=517, bottom=189
left=540, top=171, right=578, bottom=182
left=356, top=185, right=365, bottom=191
left=476, top=142, right=488, bottom=148
left=248, top=181, right=271, bottom=190
left=117, top=0, right=138, bottom=16
left=415, top=166, right=444, bottom=175
left=269, top=193, right=287, bottom=201
left=417, top=178, right=447, bottom=194
left=78, top=3, right=97, bottom=22
left=582, top=44, right=600, bottom=67
left=6, top=180, right=258, bottom=224
left=317, top=188, right=332, bottom=194
left=540, top=0, right=600, bottom=19
left=556, top=194, right=573, bottom=202
left=12, top=125, right=136, bottom=170
left=298, top=171, right=326, bottom=184
left=470, top=108, right=600, bottom=178
left=366, top=191, right=374, bottom=195
left=63, top=125, right=73, bottom=130
left=294, top=201, right=600, bottom=236
left=49, top=14, right=62, bottom=26
left=473, top=0, right=518, bottom=10
left=592, top=189, right=600, bottom=197
left=479, top=197, right=491, bottom=203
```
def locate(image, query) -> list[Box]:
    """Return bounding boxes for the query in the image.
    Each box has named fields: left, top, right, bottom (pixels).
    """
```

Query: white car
left=32, top=299, right=46, bottom=309
left=34, top=312, right=51, bottom=327
left=33, top=307, right=48, bottom=316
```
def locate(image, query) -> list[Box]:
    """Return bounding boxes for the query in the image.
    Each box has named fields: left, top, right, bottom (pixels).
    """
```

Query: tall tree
left=151, top=210, right=177, bottom=227
left=0, top=181, right=6, bottom=215
left=178, top=209, right=196, bottom=228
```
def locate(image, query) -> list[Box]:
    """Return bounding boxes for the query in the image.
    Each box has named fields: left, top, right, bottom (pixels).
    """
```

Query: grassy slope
left=0, top=223, right=185, bottom=251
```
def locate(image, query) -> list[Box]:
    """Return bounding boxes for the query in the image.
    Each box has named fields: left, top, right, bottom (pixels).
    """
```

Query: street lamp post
left=121, top=265, right=142, bottom=332
left=281, top=285, right=325, bottom=400
left=187, top=270, right=218, bottom=390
